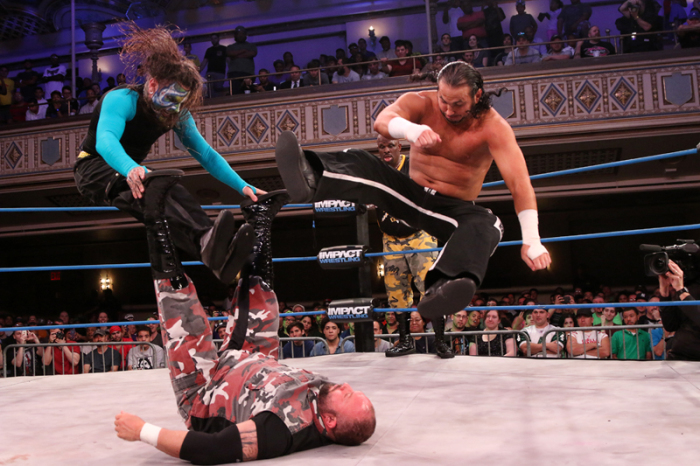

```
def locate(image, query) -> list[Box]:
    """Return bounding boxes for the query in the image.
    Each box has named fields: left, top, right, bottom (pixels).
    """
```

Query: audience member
left=102, top=76, right=116, bottom=94
left=465, top=34, right=489, bottom=67
left=362, top=60, right=389, bottom=80
left=14, top=59, right=40, bottom=102
left=493, top=34, right=514, bottom=65
left=616, top=0, right=663, bottom=53
left=127, top=326, right=165, bottom=370
left=109, top=325, right=134, bottom=370
left=372, top=320, right=392, bottom=352
left=510, top=0, right=538, bottom=38
left=301, top=315, right=323, bottom=338
left=42, top=54, right=66, bottom=97
left=200, top=33, right=228, bottom=97
left=269, top=59, right=286, bottom=87
left=385, top=311, right=399, bottom=335
left=42, top=326, right=81, bottom=374
left=227, top=26, right=257, bottom=95
left=566, top=309, right=611, bottom=358
left=677, top=9, right=700, bottom=48
left=598, top=307, right=622, bottom=333
left=6, top=329, right=44, bottom=377
left=578, top=25, right=616, bottom=57
left=45, top=90, right=68, bottom=119
left=90, top=83, right=102, bottom=100
left=282, top=322, right=315, bottom=358
left=183, top=42, right=201, bottom=69
left=505, top=33, right=542, bottom=64
left=540, top=0, right=563, bottom=40
left=302, top=60, right=330, bottom=86
left=0, top=65, right=14, bottom=124
left=357, top=38, right=377, bottom=60
left=517, top=307, right=565, bottom=357
left=79, top=88, right=98, bottom=114
left=310, top=318, right=355, bottom=355
left=116, top=73, right=127, bottom=86
left=558, top=0, right=592, bottom=39
left=388, top=41, right=418, bottom=77
left=524, top=25, right=547, bottom=56
left=77, top=77, right=92, bottom=100
left=437, top=33, right=459, bottom=62
left=611, top=308, right=652, bottom=359
left=61, top=86, right=79, bottom=115
left=146, top=317, right=163, bottom=348
left=646, top=300, right=666, bottom=360
left=409, top=312, right=436, bottom=354
left=332, top=58, right=361, bottom=83
left=484, top=0, right=507, bottom=48
left=470, top=309, right=516, bottom=356
left=8, top=89, right=27, bottom=123
left=83, top=328, right=121, bottom=373
left=458, top=0, right=487, bottom=43
left=376, top=36, right=398, bottom=60
left=542, top=34, right=575, bottom=60
left=280, top=65, right=304, bottom=89
left=447, top=310, right=473, bottom=355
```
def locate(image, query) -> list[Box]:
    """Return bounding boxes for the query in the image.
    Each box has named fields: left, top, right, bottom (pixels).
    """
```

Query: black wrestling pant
left=306, top=148, right=504, bottom=289
left=73, top=155, right=212, bottom=259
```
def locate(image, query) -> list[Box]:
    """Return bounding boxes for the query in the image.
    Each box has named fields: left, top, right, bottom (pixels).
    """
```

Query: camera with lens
left=55, top=331, right=65, bottom=340
left=640, top=239, right=700, bottom=279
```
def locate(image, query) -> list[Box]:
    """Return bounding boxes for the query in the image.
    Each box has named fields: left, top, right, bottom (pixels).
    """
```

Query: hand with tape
left=518, top=209, right=551, bottom=271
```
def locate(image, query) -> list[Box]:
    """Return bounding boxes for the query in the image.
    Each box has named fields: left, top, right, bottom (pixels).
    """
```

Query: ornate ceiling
left=0, top=0, right=252, bottom=41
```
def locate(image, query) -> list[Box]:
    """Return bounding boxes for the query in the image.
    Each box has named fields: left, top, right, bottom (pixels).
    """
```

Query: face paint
left=151, top=82, right=189, bottom=115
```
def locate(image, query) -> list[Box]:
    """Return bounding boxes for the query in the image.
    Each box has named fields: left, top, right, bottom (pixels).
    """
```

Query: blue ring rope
left=482, top=147, right=698, bottom=188
left=0, top=301, right=691, bottom=332
left=2, top=222, right=698, bottom=273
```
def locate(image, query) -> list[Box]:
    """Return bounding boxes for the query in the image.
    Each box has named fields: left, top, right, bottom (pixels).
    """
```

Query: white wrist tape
left=518, top=209, right=548, bottom=260
left=387, top=117, right=431, bottom=143
left=140, top=423, right=162, bottom=447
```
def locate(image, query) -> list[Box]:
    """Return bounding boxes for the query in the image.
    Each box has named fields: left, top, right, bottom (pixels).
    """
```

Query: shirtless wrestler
left=275, top=61, right=550, bottom=352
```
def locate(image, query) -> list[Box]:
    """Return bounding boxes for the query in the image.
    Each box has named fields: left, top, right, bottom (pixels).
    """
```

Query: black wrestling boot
left=385, top=312, right=416, bottom=357
left=433, top=316, right=455, bottom=359
left=240, top=190, right=291, bottom=288
left=418, top=277, right=476, bottom=321
left=200, top=210, right=237, bottom=272
left=215, top=223, right=255, bottom=285
left=275, top=131, right=317, bottom=203
left=143, top=175, right=188, bottom=290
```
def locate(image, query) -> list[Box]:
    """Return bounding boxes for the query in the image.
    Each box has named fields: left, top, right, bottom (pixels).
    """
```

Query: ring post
left=355, top=209, right=374, bottom=352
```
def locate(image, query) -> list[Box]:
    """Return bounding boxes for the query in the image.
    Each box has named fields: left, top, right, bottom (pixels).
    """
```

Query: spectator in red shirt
left=109, top=325, right=134, bottom=370
left=42, top=326, right=81, bottom=375
left=9, top=89, right=27, bottom=123
left=458, top=1, right=487, bottom=40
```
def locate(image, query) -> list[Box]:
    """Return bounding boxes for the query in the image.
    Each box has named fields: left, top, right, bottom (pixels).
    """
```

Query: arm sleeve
left=94, top=89, right=141, bottom=177
left=174, top=113, right=254, bottom=195
left=180, top=424, right=244, bottom=465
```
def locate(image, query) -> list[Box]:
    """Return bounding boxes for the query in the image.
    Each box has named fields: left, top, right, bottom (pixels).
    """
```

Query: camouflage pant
left=155, top=274, right=326, bottom=433
left=382, top=230, right=438, bottom=309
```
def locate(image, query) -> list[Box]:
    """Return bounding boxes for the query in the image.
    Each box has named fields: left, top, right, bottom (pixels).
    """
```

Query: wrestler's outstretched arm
left=487, top=115, right=551, bottom=271
left=174, top=113, right=265, bottom=202
left=114, top=411, right=259, bottom=462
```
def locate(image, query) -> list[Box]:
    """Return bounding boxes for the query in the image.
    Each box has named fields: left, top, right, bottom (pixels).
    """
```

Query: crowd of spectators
left=3, top=0, right=699, bottom=125
left=3, top=272, right=697, bottom=376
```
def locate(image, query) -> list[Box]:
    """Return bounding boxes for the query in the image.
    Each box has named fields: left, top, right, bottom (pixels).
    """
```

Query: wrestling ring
left=1, top=146, right=700, bottom=465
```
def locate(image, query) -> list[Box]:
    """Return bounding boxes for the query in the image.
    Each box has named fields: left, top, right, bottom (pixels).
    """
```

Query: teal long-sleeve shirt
left=94, top=88, right=253, bottom=195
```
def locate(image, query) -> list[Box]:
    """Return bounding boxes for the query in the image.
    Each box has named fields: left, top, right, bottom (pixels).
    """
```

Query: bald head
left=376, top=135, right=401, bottom=168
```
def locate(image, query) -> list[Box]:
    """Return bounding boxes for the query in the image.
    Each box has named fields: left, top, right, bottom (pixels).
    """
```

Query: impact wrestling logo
left=327, top=298, right=374, bottom=321
left=317, top=245, right=366, bottom=269
left=314, top=200, right=357, bottom=214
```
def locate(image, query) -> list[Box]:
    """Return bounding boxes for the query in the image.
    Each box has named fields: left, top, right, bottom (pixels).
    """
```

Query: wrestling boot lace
left=143, top=176, right=187, bottom=290
left=240, top=190, right=291, bottom=289
left=433, top=316, right=455, bottom=359
left=275, top=131, right=317, bottom=203
left=386, top=311, right=416, bottom=357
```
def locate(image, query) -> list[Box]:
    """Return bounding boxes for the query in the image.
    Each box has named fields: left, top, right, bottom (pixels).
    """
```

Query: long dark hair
left=119, top=23, right=203, bottom=125
left=410, top=61, right=507, bottom=118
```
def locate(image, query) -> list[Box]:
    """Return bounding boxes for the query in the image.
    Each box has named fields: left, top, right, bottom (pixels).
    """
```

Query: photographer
left=6, top=329, right=44, bottom=377
left=616, top=0, right=662, bottom=53
left=42, top=326, right=81, bottom=375
left=658, top=260, right=700, bottom=360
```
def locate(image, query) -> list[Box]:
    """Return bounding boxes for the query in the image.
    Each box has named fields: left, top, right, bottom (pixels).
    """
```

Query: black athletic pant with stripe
left=305, top=148, right=504, bottom=289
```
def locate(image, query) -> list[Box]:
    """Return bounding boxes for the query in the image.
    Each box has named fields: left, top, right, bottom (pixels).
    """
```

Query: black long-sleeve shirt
left=660, top=294, right=700, bottom=360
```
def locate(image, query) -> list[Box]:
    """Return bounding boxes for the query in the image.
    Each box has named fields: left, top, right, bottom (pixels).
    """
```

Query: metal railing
left=340, top=330, right=532, bottom=356
left=279, top=337, right=328, bottom=359
left=540, top=324, right=662, bottom=360
left=2, top=341, right=161, bottom=377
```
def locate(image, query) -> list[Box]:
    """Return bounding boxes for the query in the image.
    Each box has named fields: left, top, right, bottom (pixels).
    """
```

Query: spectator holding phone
left=7, top=329, right=44, bottom=377
left=42, top=327, right=81, bottom=375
